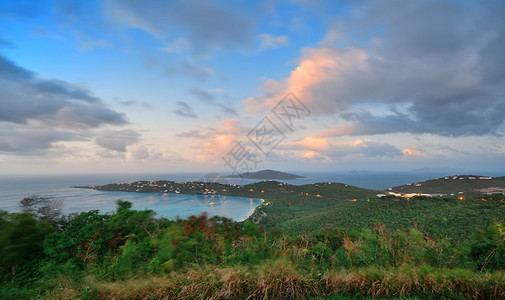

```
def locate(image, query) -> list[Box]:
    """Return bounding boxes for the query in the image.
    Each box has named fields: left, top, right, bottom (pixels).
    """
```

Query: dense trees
left=0, top=213, right=52, bottom=282
left=0, top=195, right=504, bottom=298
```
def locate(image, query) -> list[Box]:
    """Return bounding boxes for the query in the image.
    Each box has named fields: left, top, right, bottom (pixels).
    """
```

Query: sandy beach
left=240, top=198, right=265, bottom=222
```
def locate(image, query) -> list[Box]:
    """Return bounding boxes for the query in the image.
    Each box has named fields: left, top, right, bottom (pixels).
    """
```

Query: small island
left=226, top=169, right=305, bottom=180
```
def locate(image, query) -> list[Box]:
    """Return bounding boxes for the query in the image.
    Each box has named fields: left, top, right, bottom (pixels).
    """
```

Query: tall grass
left=39, top=263, right=505, bottom=299
left=3, top=204, right=505, bottom=299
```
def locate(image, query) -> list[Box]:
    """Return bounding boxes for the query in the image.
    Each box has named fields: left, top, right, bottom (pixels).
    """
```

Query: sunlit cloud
left=403, top=148, right=422, bottom=157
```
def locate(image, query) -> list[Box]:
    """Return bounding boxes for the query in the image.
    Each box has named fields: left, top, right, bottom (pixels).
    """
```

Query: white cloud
left=161, top=37, right=191, bottom=53
left=259, top=33, right=289, bottom=49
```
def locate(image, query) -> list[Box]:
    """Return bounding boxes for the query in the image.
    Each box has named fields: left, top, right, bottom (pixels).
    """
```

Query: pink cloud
left=402, top=148, right=422, bottom=156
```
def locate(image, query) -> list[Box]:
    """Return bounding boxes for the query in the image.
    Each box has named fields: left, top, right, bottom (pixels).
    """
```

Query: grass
left=38, top=263, right=505, bottom=299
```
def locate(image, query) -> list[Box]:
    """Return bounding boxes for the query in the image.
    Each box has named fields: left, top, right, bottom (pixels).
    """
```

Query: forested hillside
left=1, top=190, right=505, bottom=299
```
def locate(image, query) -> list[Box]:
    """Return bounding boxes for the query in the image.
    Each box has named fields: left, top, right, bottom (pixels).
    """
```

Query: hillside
left=272, top=195, right=505, bottom=239
left=225, top=169, right=305, bottom=180
left=79, top=176, right=505, bottom=240
left=79, top=179, right=381, bottom=233
left=246, top=182, right=505, bottom=240
left=8, top=176, right=505, bottom=299
left=389, top=175, right=505, bottom=197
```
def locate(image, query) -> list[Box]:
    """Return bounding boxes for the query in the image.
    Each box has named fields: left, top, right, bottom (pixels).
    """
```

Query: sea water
left=0, top=173, right=262, bottom=221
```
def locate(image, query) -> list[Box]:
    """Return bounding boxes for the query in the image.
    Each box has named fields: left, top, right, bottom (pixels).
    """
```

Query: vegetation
left=390, top=175, right=505, bottom=197
left=254, top=194, right=505, bottom=240
left=1, top=191, right=505, bottom=299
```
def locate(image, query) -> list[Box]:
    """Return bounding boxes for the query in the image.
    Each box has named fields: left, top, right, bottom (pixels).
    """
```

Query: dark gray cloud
left=119, top=98, right=152, bottom=110
left=189, top=87, right=237, bottom=115
left=189, top=88, right=215, bottom=103
left=178, top=60, right=213, bottom=80
left=0, top=54, right=127, bottom=127
left=0, top=125, right=76, bottom=154
left=264, top=1, right=505, bottom=138
left=144, top=55, right=214, bottom=81
left=95, top=129, right=140, bottom=152
left=105, top=0, right=254, bottom=53
left=321, top=100, right=505, bottom=137
left=172, top=101, right=197, bottom=118
left=176, top=129, right=207, bottom=139
left=0, top=50, right=132, bottom=154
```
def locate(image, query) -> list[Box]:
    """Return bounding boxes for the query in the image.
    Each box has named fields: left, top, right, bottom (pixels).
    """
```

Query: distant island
left=348, top=169, right=370, bottom=174
left=226, top=169, right=305, bottom=180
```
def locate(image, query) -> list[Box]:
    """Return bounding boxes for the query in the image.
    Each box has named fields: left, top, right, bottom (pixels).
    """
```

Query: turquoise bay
left=0, top=173, right=263, bottom=221
left=74, top=189, right=263, bottom=222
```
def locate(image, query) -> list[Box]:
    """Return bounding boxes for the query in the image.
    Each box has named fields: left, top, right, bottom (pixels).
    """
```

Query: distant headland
left=225, top=169, right=305, bottom=180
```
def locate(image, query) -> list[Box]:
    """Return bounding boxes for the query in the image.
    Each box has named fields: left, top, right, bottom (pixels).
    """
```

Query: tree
left=20, top=194, right=63, bottom=225
left=0, top=213, right=53, bottom=282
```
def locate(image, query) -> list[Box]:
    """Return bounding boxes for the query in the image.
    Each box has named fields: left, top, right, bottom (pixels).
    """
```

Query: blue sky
left=1, top=0, right=504, bottom=175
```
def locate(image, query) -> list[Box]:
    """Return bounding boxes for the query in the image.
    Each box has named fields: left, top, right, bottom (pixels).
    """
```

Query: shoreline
left=74, top=187, right=264, bottom=222
left=240, top=198, right=264, bottom=222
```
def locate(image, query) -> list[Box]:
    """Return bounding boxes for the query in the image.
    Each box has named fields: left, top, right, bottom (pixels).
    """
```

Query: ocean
left=0, top=171, right=501, bottom=220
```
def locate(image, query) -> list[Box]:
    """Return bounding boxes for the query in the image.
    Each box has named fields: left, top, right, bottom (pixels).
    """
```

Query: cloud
left=188, top=87, right=237, bottom=115
left=31, top=26, right=65, bottom=40
left=189, top=87, right=215, bottom=102
left=162, top=37, right=191, bottom=53
left=403, top=148, right=422, bottom=156
left=105, top=0, right=254, bottom=54
left=259, top=33, right=289, bottom=49
left=282, top=135, right=403, bottom=161
left=327, top=139, right=403, bottom=158
left=176, top=129, right=207, bottom=139
left=126, top=143, right=149, bottom=159
left=246, top=1, right=505, bottom=137
left=303, top=150, right=330, bottom=161
left=172, top=101, right=197, bottom=118
left=243, top=79, right=288, bottom=114
left=96, top=142, right=186, bottom=163
left=150, top=147, right=184, bottom=162
left=95, top=129, right=141, bottom=152
left=0, top=54, right=127, bottom=127
left=0, top=124, right=76, bottom=154
left=74, top=30, right=110, bottom=50
left=144, top=55, right=214, bottom=81
left=177, top=119, right=249, bottom=161
left=0, top=49, right=133, bottom=156
left=283, top=136, right=330, bottom=151
left=119, top=98, right=152, bottom=110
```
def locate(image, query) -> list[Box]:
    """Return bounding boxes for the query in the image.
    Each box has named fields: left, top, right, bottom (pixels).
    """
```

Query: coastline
left=240, top=198, right=264, bottom=222
left=71, top=187, right=264, bottom=222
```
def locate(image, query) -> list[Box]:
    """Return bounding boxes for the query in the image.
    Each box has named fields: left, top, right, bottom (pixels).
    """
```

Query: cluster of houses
left=444, top=176, right=492, bottom=180
left=377, top=192, right=446, bottom=198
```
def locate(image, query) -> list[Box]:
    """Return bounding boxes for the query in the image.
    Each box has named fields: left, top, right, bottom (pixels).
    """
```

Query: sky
left=0, top=0, right=504, bottom=175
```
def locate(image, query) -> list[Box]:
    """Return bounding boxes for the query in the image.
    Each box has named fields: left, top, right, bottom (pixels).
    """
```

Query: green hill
left=81, top=177, right=505, bottom=241
left=6, top=176, right=505, bottom=299
left=246, top=181, right=505, bottom=240
left=389, top=175, right=505, bottom=196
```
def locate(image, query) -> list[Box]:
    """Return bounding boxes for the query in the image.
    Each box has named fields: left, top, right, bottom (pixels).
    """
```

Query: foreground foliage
left=1, top=196, right=505, bottom=299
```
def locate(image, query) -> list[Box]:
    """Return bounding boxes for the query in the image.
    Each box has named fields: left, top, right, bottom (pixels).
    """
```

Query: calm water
left=0, top=171, right=501, bottom=220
